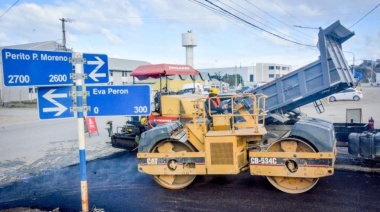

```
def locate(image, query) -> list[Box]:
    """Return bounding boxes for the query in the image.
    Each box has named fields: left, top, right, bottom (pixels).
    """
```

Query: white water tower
left=182, top=31, right=197, bottom=67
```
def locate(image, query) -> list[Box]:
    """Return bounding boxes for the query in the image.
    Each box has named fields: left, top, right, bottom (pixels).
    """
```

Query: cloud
left=0, top=0, right=142, bottom=44
left=0, top=31, right=9, bottom=44
left=100, top=28, right=125, bottom=45
left=0, top=0, right=378, bottom=68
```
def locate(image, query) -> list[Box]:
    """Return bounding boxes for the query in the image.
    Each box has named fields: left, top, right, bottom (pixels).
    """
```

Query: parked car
left=328, top=88, right=363, bottom=102
left=176, top=88, right=195, bottom=95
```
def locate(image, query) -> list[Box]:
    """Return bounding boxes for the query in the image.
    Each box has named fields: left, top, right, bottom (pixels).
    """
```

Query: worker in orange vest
left=206, top=88, right=228, bottom=114
left=140, top=117, right=157, bottom=130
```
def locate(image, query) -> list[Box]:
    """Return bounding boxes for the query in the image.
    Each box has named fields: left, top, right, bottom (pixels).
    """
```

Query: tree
left=355, top=60, right=380, bottom=83
left=210, top=72, right=244, bottom=90
left=224, top=74, right=244, bottom=87
left=210, top=71, right=227, bottom=90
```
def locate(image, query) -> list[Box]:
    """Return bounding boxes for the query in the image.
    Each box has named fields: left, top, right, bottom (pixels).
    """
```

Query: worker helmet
left=140, top=117, right=147, bottom=125
left=209, top=87, right=219, bottom=95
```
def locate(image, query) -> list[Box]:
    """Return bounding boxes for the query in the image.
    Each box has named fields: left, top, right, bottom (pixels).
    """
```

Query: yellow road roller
left=137, top=93, right=336, bottom=193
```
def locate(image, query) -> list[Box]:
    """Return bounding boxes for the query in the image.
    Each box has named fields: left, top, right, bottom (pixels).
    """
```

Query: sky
left=0, top=0, right=379, bottom=70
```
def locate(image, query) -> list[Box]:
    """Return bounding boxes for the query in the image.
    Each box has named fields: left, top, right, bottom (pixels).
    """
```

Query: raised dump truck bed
left=251, top=21, right=355, bottom=115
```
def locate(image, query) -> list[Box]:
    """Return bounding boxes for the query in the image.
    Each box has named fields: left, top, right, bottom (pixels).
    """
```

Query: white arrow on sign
left=88, top=56, right=106, bottom=82
left=42, top=89, right=68, bottom=116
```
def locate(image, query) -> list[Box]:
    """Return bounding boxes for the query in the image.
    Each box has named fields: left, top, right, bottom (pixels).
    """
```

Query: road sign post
left=72, top=52, right=89, bottom=212
left=2, top=48, right=151, bottom=211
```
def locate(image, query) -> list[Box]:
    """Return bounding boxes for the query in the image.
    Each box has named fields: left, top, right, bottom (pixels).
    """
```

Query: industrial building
left=198, top=63, right=292, bottom=88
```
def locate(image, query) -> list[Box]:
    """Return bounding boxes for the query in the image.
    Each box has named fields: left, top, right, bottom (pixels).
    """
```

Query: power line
left=269, top=0, right=306, bottom=27
left=0, top=0, right=20, bottom=19
left=201, top=0, right=315, bottom=47
left=216, top=0, right=296, bottom=40
left=189, top=0, right=238, bottom=21
left=349, top=3, right=380, bottom=28
left=242, top=0, right=314, bottom=40
left=224, top=0, right=317, bottom=48
left=189, top=0, right=263, bottom=34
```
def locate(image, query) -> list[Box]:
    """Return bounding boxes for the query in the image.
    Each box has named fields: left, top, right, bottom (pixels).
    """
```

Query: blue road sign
left=37, top=86, right=74, bottom=119
left=37, top=85, right=151, bottom=119
left=2, top=49, right=73, bottom=86
left=87, top=85, right=151, bottom=116
left=83, top=53, right=109, bottom=84
left=1, top=48, right=109, bottom=86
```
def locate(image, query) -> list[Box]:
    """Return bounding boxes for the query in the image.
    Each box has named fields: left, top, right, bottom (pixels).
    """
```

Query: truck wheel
left=151, top=140, right=196, bottom=190
left=266, top=138, right=319, bottom=194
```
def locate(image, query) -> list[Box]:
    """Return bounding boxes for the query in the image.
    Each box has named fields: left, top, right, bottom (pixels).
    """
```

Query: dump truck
left=136, top=20, right=355, bottom=193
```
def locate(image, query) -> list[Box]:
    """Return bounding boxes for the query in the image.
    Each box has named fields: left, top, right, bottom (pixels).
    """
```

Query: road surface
left=0, top=152, right=379, bottom=211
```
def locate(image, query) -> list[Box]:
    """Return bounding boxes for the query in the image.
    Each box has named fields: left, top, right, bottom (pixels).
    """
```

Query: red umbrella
left=130, top=64, right=199, bottom=91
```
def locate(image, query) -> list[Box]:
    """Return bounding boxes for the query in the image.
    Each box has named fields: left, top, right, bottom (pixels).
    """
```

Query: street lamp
left=293, top=25, right=319, bottom=29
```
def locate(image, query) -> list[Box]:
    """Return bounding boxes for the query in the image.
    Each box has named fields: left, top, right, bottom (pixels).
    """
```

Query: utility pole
left=343, top=51, right=358, bottom=84
left=59, top=18, right=72, bottom=51
left=239, top=63, right=241, bottom=87
left=234, top=65, right=237, bottom=88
